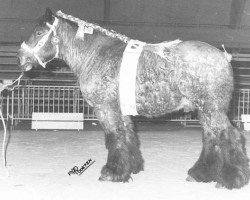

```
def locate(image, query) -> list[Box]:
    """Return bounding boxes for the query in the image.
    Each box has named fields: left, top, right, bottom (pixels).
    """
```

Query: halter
left=21, top=17, right=59, bottom=68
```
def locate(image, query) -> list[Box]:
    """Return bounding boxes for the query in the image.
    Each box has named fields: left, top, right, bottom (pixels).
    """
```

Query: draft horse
left=17, top=8, right=250, bottom=189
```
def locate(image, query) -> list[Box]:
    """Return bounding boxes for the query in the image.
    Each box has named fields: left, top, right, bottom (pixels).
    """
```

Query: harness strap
left=119, top=40, right=146, bottom=116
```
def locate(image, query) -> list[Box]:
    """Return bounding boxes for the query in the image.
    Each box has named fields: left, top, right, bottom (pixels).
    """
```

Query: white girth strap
left=119, top=40, right=146, bottom=116
left=21, top=17, right=59, bottom=68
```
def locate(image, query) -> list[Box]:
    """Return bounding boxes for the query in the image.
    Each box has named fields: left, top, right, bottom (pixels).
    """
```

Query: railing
left=231, top=89, right=250, bottom=127
left=6, top=85, right=96, bottom=126
left=1, top=86, right=250, bottom=128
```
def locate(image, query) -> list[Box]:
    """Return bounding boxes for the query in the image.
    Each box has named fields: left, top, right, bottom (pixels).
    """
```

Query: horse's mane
left=56, top=11, right=130, bottom=43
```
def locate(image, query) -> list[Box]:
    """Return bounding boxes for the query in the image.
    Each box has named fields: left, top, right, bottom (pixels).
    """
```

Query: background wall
left=0, top=0, right=250, bottom=88
left=1, top=0, right=250, bottom=49
left=0, top=0, right=104, bottom=42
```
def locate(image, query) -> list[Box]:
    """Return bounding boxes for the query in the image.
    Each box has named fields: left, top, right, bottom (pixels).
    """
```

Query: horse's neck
left=58, top=23, right=122, bottom=77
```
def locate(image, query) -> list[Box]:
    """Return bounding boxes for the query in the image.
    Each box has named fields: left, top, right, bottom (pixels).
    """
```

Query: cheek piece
left=20, top=17, right=59, bottom=68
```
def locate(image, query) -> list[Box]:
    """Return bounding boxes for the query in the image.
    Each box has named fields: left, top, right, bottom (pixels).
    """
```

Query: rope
left=0, top=72, right=23, bottom=177
left=2, top=73, right=23, bottom=91
left=0, top=108, right=9, bottom=177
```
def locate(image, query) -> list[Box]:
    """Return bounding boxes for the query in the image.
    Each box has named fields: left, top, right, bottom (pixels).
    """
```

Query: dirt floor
left=0, top=121, right=249, bottom=200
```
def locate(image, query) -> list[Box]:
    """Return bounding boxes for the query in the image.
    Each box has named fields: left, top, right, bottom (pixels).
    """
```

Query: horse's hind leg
left=95, top=106, right=144, bottom=182
left=188, top=109, right=250, bottom=189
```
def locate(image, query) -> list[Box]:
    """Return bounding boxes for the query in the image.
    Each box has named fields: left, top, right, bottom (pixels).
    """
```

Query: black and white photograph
left=0, top=0, right=250, bottom=199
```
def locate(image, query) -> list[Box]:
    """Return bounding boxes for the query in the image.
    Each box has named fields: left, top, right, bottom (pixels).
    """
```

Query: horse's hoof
left=99, top=175, right=112, bottom=182
left=186, top=175, right=196, bottom=182
left=99, top=165, right=131, bottom=182
left=215, top=183, right=224, bottom=189
left=98, top=173, right=130, bottom=182
left=219, top=164, right=250, bottom=189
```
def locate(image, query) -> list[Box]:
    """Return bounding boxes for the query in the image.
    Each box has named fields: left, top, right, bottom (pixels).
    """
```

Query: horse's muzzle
left=17, top=50, right=34, bottom=72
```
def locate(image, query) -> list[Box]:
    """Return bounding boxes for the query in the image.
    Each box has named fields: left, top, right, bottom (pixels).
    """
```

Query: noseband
left=21, top=17, right=59, bottom=68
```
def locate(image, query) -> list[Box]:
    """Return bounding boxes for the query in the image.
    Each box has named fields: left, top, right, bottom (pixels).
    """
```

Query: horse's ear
left=45, top=8, right=53, bottom=23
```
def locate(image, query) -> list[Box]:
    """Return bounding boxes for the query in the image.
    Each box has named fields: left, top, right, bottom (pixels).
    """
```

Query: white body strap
left=119, top=40, right=146, bottom=116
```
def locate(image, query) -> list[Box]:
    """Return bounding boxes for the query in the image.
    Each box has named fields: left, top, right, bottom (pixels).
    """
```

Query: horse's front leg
left=95, top=106, right=144, bottom=182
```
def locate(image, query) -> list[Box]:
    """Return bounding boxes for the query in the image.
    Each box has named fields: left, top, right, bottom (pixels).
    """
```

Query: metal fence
left=1, top=86, right=250, bottom=128
left=3, top=85, right=96, bottom=126
left=231, top=89, right=250, bottom=127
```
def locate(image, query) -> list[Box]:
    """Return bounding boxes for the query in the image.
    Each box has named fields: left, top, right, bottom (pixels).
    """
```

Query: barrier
left=3, top=86, right=250, bottom=129
left=7, top=85, right=96, bottom=128
left=32, top=112, right=84, bottom=130
left=231, top=89, right=250, bottom=127
left=241, top=114, right=250, bottom=131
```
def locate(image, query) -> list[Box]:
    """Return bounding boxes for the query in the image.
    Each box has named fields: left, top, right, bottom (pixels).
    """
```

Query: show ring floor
left=0, top=122, right=249, bottom=200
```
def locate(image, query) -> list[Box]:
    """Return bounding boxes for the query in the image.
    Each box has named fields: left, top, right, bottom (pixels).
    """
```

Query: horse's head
left=17, top=8, right=60, bottom=72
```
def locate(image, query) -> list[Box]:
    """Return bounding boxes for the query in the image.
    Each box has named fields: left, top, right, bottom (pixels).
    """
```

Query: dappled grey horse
left=17, top=8, right=250, bottom=189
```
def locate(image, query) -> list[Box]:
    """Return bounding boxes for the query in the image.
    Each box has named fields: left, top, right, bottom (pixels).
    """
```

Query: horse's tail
left=221, top=44, right=232, bottom=63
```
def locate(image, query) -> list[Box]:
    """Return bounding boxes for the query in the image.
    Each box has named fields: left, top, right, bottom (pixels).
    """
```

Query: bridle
left=21, top=17, right=60, bottom=68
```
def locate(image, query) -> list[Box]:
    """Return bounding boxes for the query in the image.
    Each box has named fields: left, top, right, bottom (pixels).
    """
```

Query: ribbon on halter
left=21, top=17, right=59, bottom=68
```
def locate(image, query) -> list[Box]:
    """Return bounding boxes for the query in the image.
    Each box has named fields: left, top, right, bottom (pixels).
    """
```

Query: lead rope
left=1, top=73, right=23, bottom=177
left=0, top=108, right=8, bottom=177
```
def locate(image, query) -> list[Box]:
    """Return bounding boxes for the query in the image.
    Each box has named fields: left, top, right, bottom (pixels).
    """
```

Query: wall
left=0, top=0, right=103, bottom=42
left=1, top=0, right=250, bottom=49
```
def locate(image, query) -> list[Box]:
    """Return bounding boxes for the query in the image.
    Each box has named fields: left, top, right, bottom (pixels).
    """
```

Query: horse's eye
left=36, top=30, right=44, bottom=36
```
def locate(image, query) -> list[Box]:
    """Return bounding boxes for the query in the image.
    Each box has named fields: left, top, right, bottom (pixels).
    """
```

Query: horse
left=17, top=8, right=250, bottom=189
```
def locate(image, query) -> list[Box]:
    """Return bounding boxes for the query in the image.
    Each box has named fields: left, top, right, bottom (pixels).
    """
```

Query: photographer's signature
left=68, top=159, right=95, bottom=176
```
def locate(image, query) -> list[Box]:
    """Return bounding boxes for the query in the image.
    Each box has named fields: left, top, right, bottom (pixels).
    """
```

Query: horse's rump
left=135, top=40, right=233, bottom=116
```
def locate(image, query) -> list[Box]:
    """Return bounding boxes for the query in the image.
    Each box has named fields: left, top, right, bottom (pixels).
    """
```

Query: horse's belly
left=135, top=82, right=184, bottom=117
